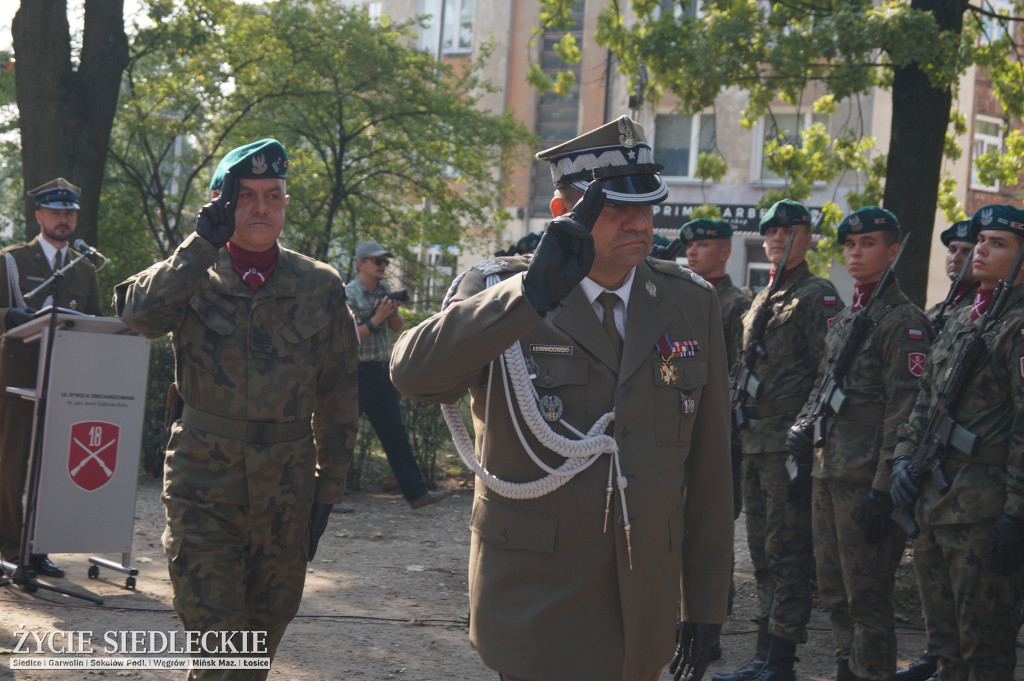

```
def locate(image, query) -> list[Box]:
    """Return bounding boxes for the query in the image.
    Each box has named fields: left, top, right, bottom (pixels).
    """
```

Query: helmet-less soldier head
left=759, top=199, right=814, bottom=273
left=681, top=218, right=734, bottom=280
left=969, top=205, right=1024, bottom=291
left=941, top=219, right=977, bottom=283
left=28, top=177, right=81, bottom=250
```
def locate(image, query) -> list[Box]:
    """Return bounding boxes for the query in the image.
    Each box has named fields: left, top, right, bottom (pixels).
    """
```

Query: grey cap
left=355, top=241, right=392, bottom=260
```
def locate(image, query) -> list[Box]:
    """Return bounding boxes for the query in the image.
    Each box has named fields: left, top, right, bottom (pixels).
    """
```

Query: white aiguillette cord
left=438, top=269, right=634, bottom=568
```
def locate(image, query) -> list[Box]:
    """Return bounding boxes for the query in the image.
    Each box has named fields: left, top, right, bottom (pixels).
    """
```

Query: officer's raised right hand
left=5, top=306, right=37, bottom=329
left=195, top=170, right=238, bottom=249
left=523, top=181, right=604, bottom=314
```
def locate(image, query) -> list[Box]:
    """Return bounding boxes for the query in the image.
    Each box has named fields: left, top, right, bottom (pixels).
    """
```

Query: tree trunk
left=884, top=0, right=969, bottom=307
left=12, top=0, right=127, bottom=249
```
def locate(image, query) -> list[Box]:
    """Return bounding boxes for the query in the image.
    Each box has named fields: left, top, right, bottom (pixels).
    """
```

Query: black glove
left=669, top=621, right=721, bottom=681
left=853, top=488, right=894, bottom=544
left=5, top=306, right=37, bottom=329
left=785, top=421, right=813, bottom=507
left=889, top=456, right=920, bottom=510
left=988, top=512, right=1024, bottom=574
left=307, top=501, right=333, bottom=561
left=651, top=238, right=682, bottom=261
left=195, top=170, right=239, bottom=248
left=522, top=181, right=604, bottom=314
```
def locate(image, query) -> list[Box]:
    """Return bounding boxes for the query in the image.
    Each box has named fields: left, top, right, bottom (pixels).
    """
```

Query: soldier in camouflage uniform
left=924, top=220, right=978, bottom=330
left=0, top=178, right=103, bottom=579
left=788, top=207, right=934, bottom=681
left=115, top=140, right=359, bottom=680
left=898, top=220, right=977, bottom=681
left=715, top=200, right=844, bottom=681
left=890, top=204, right=1024, bottom=681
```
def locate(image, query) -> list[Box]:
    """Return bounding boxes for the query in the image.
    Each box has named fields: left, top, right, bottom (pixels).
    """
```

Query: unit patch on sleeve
left=908, top=352, right=926, bottom=377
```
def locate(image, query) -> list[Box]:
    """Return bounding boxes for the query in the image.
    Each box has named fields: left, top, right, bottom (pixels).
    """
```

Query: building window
left=971, top=115, right=1003, bottom=192
left=757, top=112, right=828, bottom=182
left=655, top=113, right=715, bottom=179
left=365, top=2, right=382, bottom=21
left=979, top=0, right=1014, bottom=45
left=418, top=0, right=474, bottom=55
left=653, top=0, right=699, bottom=20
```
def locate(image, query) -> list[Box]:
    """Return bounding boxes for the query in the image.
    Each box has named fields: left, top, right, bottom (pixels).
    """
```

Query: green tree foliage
left=537, top=0, right=1024, bottom=304
left=100, top=0, right=532, bottom=293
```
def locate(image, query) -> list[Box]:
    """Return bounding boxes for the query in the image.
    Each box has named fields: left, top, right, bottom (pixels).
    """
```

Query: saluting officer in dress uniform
left=391, top=115, right=733, bottom=681
left=891, top=204, right=1024, bottom=681
left=787, top=207, right=934, bottom=681
left=115, top=140, right=359, bottom=680
left=716, top=199, right=844, bottom=681
left=0, top=178, right=103, bottom=579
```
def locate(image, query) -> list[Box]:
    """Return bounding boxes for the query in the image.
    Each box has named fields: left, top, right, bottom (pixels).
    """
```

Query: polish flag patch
left=908, top=352, right=926, bottom=377
left=908, top=329, right=923, bottom=340
left=824, top=295, right=837, bottom=306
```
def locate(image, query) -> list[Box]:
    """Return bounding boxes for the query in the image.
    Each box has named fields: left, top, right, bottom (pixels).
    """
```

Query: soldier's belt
left=834, top=403, right=885, bottom=423
left=741, top=397, right=805, bottom=420
left=181, top=404, right=312, bottom=444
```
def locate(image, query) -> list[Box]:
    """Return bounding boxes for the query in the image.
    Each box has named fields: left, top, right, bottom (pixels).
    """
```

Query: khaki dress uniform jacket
left=391, top=257, right=733, bottom=681
left=114, top=233, right=359, bottom=676
left=894, top=286, right=1024, bottom=680
left=0, top=237, right=102, bottom=558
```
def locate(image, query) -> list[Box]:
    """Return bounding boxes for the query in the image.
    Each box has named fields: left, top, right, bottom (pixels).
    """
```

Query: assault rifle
left=891, top=242, right=1024, bottom=538
left=730, top=230, right=796, bottom=434
left=931, top=246, right=976, bottom=334
left=805, top=234, right=910, bottom=447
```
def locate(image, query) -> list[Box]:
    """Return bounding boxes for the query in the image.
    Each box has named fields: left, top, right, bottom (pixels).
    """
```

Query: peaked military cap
left=759, top=199, right=810, bottom=235
left=210, top=138, right=289, bottom=191
left=536, top=115, right=667, bottom=206
left=970, top=204, right=1024, bottom=240
left=680, top=218, right=733, bottom=243
left=940, top=219, right=974, bottom=247
left=27, top=177, right=81, bottom=210
left=836, top=206, right=900, bottom=245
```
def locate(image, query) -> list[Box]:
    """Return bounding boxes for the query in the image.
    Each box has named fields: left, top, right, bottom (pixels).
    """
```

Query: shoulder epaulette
left=646, top=258, right=712, bottom=290
left=472, top=255, right=529, bottom=277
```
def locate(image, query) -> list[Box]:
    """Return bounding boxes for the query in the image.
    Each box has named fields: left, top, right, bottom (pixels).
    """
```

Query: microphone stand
left=0, top=250, right=103, bottom=603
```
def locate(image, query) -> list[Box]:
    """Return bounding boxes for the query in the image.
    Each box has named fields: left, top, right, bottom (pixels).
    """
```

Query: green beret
left=970, top=204, right=1024, bottom=240
left=210, top=139, right=289, bottom=191
left=940, top=219, right=974, bottom=247
left=836, top=206, right=899, bottom=245
left=759, top=199, right=810, bottom=235
left=680, top=218, right=733, bottom=243
left=516, top=231, right=543, bottom=254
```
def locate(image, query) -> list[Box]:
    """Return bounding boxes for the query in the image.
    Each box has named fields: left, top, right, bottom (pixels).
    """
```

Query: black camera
left=377, top=289, right=410, bottom=304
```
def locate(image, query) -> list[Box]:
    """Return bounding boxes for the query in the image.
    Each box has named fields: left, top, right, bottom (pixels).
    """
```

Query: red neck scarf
left=705, top=275, right=726, bottom=287
left=767, top=264, right=799, bottom=289
left=953, top=281, right=980, bottom=307
left=227, top=242, right=278, bottom=292
left=972, top=287, right=995, bottom=320
left=851, top=281, right=879, bottom=311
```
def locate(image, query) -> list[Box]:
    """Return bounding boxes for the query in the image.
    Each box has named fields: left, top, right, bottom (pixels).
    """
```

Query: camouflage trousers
left=813, top=479, right=903, bottom=681
left=742, top=451, right=813, bottom=643
left=163, top=494, right=311, bottom=681
left=914, top=521, right=1023, bottom=681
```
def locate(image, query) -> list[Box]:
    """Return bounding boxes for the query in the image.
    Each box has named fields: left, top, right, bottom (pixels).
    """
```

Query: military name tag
left=529, top=344, right=573, bottom=356
left=539, top=394, right=564, bottom=422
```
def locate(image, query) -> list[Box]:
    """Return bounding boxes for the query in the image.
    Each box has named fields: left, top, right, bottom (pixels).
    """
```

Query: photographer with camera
left=346, top=241, right=449, bottom=511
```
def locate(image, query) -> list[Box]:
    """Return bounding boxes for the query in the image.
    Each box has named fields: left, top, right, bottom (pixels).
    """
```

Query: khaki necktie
left=53, top=250, right=63, bottom=271
left=597, top=291, right=623, bottom=358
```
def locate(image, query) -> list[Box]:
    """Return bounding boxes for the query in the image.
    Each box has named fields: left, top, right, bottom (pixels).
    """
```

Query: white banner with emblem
left=8, top=315, right=151, bottom=554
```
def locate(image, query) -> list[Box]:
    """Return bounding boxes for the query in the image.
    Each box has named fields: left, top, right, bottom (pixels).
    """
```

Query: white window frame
left=654, top=112, right=716, bottom=181
left=979, top=0, right=1015, bottom=46
left=752, top=111, right=829, bottom=184
left=417, top=0, right=475, bottom=56
left=971, top=114, right=1004, bottom=192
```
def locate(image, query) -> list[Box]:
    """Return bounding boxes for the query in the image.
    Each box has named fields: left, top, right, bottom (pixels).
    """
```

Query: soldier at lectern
left=0, top=177, right=104, bottom=578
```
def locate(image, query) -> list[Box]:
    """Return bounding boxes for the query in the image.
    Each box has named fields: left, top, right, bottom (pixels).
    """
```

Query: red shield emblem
left=908, top=352, right=926, bottom=377
left=68, top=421, right=119, bottom=492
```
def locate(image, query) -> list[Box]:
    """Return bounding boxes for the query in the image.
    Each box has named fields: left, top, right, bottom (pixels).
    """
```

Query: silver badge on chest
left=539, top=394, right=564, bottom=423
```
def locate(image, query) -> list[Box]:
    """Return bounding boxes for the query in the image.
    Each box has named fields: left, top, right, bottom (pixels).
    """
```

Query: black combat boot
left=836, top=658, right=856, bottom=681
left=894, top=651, right=938, bottom=681
left=711, top=621, right=770, bottom=681
left=748, top=636, right=797, bottom=681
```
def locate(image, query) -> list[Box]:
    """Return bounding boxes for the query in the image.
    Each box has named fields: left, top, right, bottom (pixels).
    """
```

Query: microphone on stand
left=73, top=239, right=109, bottom=262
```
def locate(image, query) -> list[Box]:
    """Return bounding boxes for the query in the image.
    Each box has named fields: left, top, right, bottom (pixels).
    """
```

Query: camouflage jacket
left=114, top=233, right=359, bottom=507
left=894, top=285, right=1024, bottom=525
left=739, top=261, right=844, bottom=454
left=716, top=274, right=752, bottom=373
left=0, top=237, right=103, bottom=390
left=925, top=281, right=979, bottom=329
left=798, top=280, right=934, bottom=489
